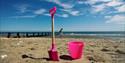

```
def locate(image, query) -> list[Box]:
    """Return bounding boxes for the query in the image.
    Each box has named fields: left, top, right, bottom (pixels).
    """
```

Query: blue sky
left=0, top=0, right=125, bottom=32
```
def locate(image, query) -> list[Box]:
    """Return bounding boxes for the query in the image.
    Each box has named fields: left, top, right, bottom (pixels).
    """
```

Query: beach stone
left=0, top=54, right=8, bottom=59
left=106, top=52, right=118, bottom=55
left=20, top=45, right=24, bottom=47
left=115, top=49, right=125, bottom=54
left=30, top=48, right=35, bottom=50
left=101, top=48, right=110, bottom=52
left=22, top=54, right=29, bottom=59
left=90, top=50, right=94, bottom=52
left=34, top=43, right=38, bottom=45
left=86, top=55, right=96, bottom=63
left=87, top=55, right=94, bottom=61
left=113, top=45, right=119, bottom=48
left=88, top=42, right=96, bottom=46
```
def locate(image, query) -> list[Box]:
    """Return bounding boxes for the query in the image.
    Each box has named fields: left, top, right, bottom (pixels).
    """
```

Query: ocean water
left=0, top=31, right=125, bottom=37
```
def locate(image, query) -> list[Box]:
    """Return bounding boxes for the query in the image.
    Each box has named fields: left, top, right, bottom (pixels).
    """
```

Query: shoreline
left=0, top=31, right=125, bottom=38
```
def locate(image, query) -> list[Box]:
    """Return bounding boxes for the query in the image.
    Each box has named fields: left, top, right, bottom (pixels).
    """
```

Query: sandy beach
left=0, top=37, right=125, bottom=63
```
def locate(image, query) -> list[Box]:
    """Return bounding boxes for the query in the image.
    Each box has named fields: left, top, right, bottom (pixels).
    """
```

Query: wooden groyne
left=6, top=32, right=51, bottom=38
left=3, top=28, right=64, bottom=38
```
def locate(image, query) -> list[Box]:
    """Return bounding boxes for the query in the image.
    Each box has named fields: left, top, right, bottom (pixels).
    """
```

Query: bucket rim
left=68, top=41, right=85, bottom=46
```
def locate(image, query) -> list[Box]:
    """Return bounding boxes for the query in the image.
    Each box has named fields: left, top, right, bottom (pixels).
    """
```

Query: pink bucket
left=68, top=41, right=84, bottom=59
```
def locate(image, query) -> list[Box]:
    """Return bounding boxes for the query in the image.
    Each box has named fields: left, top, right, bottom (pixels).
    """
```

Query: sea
left=0, top=31, right=125, bottom=38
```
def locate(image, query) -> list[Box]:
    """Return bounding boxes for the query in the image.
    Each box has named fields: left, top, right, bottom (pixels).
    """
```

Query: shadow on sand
left=60, top=55, right=73, bottom=60
left=22, top=54, right=73, bottom=61
left=21, top=54, right=51, bottom=61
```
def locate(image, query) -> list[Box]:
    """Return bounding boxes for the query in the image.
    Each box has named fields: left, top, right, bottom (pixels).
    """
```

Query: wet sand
left=0, top=37, right=125, bottom=63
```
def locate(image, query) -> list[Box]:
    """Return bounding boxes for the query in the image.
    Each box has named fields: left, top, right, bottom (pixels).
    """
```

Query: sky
left=0, top=0, right=125, bottom=32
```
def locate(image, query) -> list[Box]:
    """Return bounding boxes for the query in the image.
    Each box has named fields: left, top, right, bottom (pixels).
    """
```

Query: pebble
left=17, top=41, right=23, bottom=46
left=22, top=54, right=29, bottom=58
left=1, top=54, right=8, bottom=59
left=101, top=48, right=110, bottom=52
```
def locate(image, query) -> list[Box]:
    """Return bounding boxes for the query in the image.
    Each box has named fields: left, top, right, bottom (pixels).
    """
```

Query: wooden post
left=33, top=33, right=35, bottom=37
left=26, top=33, right=28, bottom=37
left=37, top=33, right=39, bottom=37
left=7, top=32, right=11, bottom=38
left=17, top=32, right=20, bottom=38
left=52, top=15, right=55, bottom=49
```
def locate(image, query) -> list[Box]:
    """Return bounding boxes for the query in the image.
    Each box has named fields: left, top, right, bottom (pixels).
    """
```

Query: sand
left=0, top=37, right=125, bottom=63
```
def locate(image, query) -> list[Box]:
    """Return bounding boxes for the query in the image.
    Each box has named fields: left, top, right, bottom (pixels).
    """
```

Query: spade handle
left=51, top=15, right=55, bottom=49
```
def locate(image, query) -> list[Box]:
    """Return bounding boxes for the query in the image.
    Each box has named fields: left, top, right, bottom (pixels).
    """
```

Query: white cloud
left=61, top=3, right=74, bottom=9
left=84, top=0, right=124, bottom=14
left=60, top=9, right=81, bottom=16
left=100, top=0, right=112, bottom=2
left=56, top=14, right=69, bottom=18
left=43, top=13, right=51, bottom=16
left=10, top=15, right=36, bottom=18
left=62, top=14, right=69, bottom=18
left=92, top=4, right=106, bottom=13
left=70, top=11, right=80, bottom=16
left=15, top=4, right=30, bottom=13
left=106, top=0, right=123, bottom=7
left=60, top=9, right=71, bottom=12
left=85, top=0, right=98, bottom=5
left=34, top=9, right=46, bottom=15
left=46, top=0, right=74, bottom=9
left=115, top=4, right=125, bottom=12
left=85, top=0, right=111, bottom=5
left=105, top=16, right=112, bottom=19
left=78, top=1, right=84, bottom=4
left=106, top=15, right=125, bottom=24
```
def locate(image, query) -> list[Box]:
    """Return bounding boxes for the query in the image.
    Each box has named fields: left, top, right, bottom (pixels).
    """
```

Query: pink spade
left=48, top=6, right=59, bottom=61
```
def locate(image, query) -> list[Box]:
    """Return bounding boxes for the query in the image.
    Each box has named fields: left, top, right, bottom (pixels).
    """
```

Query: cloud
left=12, top=0, right=125, bottom=19
left=85, top=0, right=111, bottom=5
left=106, top=15, right=125, bottom=24
left=46, top=0, right=74, bottom=9
left=60, top=9, right=82, bottom=16
left=106, top=0, right=123, bottom=7
left=82, top=0, right=109, bottom=14
left=10, top=15, right=36, bottom=18
left=92, top=4, right=106, bottom=13
left=115, top=4, right=125, bottom=12
left=105, top=16, right=112, bottom=19
left=85, top=0, right=125, bottom=14
left=77, top=1, right=84, bottom=4
left=15, top=4, right=30, bottom=13
left=61, top=3, right=74, bottom=9
left=99, top=0, right=112, bottom=2
left=34, top=9, right=46, bottom=15
left=56, top=14, right=69, bottom=18
left=43, top=13, right=51, bottom=16
left=83, top=0, right=125, bottom=13
left=70, top=11, right=80, bottom=16
left=46, top=0, right=119, bottom=16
